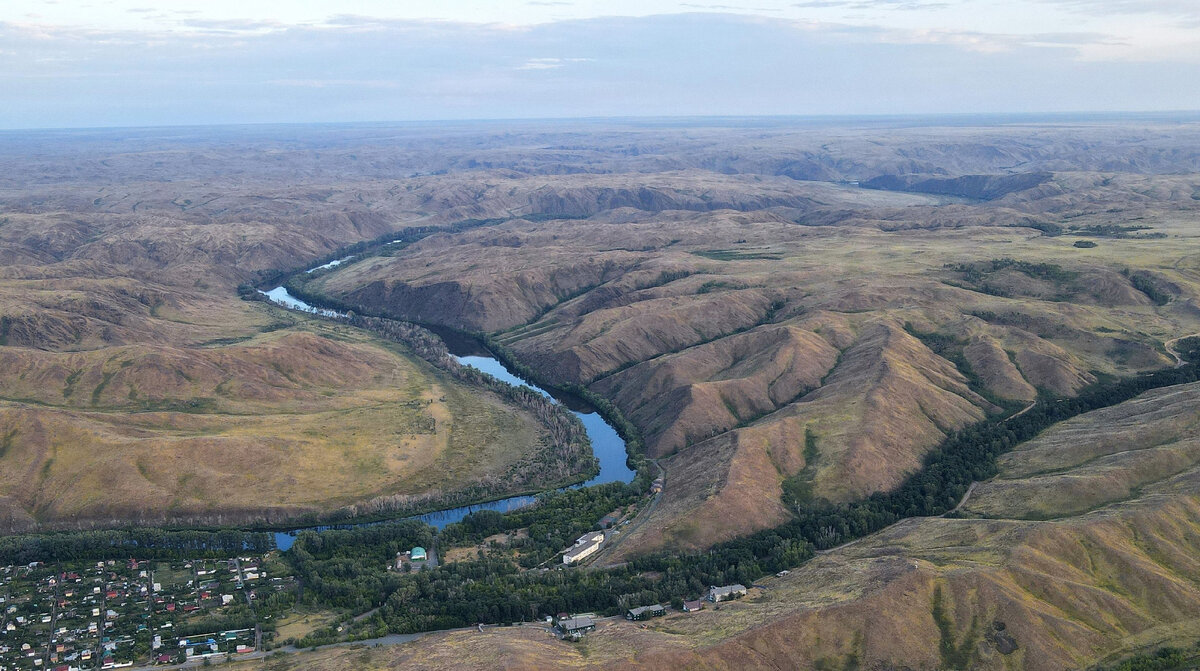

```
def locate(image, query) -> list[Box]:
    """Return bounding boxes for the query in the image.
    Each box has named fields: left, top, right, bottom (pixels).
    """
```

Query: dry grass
left=0, top=312, right=546, bottom=531
left=275, top=611, right=340, bottom=642
left=967, top=383, right=1200, bottom=519
left=315, top=199, right=1200, bottom=553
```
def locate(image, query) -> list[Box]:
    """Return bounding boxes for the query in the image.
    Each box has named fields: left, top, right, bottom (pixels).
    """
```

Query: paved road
left=125, top=632, right=431, bottom=671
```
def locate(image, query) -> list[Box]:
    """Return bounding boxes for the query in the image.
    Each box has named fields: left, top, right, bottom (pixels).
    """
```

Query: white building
left=562, top=531, right=606, bottom=564
left=707, top=584, right=748, bottom=602
left=574, top=532, right=604, bottom=546
left=563, top=538, right=603, bottom=564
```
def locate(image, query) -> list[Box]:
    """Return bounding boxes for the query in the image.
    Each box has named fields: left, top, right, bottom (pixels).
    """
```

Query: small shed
left=682, top=600, right=704, bottom=612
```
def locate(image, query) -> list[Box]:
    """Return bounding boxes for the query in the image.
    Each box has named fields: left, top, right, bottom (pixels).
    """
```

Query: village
left=0, top=555, right=294, bottom=670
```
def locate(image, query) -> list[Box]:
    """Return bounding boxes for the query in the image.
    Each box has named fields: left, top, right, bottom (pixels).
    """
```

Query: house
left=650, top=477, right=664, bottom=494
left=557, top=616, right=595, bottom=638
left=562, top=538, right=602, bottom=565
left=682, top=600, right=704, bottom=612
left=410, top=547, right=427, bottom=562
left=707, top=584, right=747, bottom=602
left=625, top=605, right=665, bottom=621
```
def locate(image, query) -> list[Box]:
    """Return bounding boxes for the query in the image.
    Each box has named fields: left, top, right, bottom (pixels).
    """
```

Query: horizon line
left=3, top=110, right=1200, bottom=134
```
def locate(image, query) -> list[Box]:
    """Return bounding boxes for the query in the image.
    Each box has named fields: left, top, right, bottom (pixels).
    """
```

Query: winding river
left=259, top=285, right=634, bottom=550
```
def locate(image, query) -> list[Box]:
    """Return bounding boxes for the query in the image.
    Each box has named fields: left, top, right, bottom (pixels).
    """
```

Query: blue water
left=262, top=287, right=634, bottom=551
left=259, top=287, right=343, bottom=318
left=454, top=356, right=634, bottom=488
left=306, top=256, right=353, bottom=273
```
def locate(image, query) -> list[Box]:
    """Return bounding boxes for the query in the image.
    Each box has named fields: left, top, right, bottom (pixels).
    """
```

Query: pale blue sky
left=1, top=0, right=1198, bottom=128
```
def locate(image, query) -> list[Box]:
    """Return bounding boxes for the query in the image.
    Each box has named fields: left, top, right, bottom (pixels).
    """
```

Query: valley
left=229, top=376, right=1200, bottom=671
left=289, top=120, right=1200, bottom=559
left=4, top=117, right=1200, bottom=669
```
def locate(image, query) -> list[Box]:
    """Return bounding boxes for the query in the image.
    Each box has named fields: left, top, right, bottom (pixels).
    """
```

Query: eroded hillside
left=296, top=129, right=1200, bottom=553
left=226, top=379, right=1200, bottom=671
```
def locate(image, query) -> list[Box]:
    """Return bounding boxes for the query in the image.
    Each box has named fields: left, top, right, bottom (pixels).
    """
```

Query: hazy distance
left=2, top=0, right=1199, bottom=129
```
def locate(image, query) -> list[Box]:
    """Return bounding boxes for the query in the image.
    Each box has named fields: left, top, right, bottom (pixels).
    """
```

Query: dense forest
left=1102, top=643, right=1200, bottom=671
left=0, top=528, right=274, bottom=565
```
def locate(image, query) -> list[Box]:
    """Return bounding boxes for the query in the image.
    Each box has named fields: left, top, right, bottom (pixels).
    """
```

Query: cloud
left=1037, top=0, right=1199, bottom=15
left=180, top=18, right=285, bottom=33
left=1025, top=32, right=1125, bottom=46
left=269, top=79, right=403, bottom=89
left=792, top=0, right=950, bottom=10
left=0, top=12, right=1197, bottom=129
left=516, top=57, right=593, bottom=70
left=680, top=4, right=781, bottom=10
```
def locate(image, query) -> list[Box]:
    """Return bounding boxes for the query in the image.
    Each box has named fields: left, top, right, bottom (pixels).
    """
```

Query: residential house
left=598, top=512, right=621, bottom=528
left=625, top=605, right=665, bottom=621
left=707, top=584, right=747, bottom=602
left=557, top=616, right=595, bottom=639
left=682, top=600, right=704, bottom=612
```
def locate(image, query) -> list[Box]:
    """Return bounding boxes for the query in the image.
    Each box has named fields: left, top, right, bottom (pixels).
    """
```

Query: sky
left=1, top=0, right=1198, bottom=129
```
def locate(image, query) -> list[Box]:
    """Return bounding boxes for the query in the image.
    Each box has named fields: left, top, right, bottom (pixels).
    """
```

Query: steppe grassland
left=706, top=217, right=1200, bottom=358
left=0, top=301, right=544, bottom=526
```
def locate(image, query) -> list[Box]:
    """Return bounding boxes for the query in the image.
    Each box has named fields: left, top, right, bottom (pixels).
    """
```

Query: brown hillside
left=235, top=382, right=1200, bottom=671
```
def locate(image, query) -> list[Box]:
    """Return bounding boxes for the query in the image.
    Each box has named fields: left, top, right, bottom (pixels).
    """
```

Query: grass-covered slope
left=305, top=206, right=1198, bottom=555
left=227, top=380, right=1200, bottom=671
left=0, top=312, right=554, bottom=532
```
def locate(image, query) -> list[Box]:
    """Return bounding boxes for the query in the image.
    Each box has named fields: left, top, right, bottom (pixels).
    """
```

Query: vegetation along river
left=260, top=285, right=635, bottom=550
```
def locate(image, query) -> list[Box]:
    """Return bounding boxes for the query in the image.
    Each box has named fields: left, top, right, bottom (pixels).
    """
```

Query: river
left=259, top=286, right=634, bottom=550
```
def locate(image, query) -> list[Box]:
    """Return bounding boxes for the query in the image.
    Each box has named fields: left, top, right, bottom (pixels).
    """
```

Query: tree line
left=286, top=361, right=1200, bottom=643
left=0, top=528, right=274, bottom=565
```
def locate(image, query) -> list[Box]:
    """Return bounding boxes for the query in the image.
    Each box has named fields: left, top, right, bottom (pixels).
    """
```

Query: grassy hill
left=301, top=167, right=1200, bottom=555
left=228, top=379, right=1200, bottom=670
left=0, top=313, right=551, bottom=531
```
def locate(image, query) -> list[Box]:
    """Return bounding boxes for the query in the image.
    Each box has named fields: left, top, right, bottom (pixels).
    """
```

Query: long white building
left=562, top=531, right=606, bottom=564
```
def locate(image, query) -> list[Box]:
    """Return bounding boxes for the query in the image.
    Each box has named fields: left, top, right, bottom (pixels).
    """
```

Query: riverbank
left=254, top=271, right=639, bottom=547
